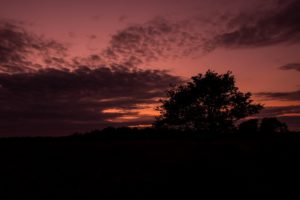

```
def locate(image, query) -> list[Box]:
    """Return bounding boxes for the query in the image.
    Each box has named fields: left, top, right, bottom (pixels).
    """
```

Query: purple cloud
left=205, top=0, right=300, bottom=50
left=257, top=90, right=300, bottom=101
left=0, top=20, right=67, bottom=73
left=279, top=63, right=300, bottom=72
left=0, top=66, right=181, bottom=136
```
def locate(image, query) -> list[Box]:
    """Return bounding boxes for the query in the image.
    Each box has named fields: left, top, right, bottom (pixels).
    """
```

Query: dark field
left=1, top=132, right=300, bottom=199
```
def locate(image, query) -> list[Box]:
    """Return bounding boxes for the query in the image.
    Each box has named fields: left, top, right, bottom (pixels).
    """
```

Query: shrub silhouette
left=154, top=70, right=263, bottom=133
left=260, top=117, right=289, bottom=133
left=238, top=119, right=259, bottom=134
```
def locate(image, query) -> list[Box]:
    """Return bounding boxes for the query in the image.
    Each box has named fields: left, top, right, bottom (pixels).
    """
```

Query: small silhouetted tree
left=260, top=118, right=288, bottom=133
left=154, top=70, right=263, bottom=133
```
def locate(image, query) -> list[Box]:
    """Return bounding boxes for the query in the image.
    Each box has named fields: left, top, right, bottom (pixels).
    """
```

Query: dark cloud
left=257, top=90, right=300, bottom=101
left=279, top=63, right=300, bottom=72
left=0, top=20, right=68, bottom=73
left=0, top=66, right=181, bottom=136
left=205, top=0, right=300, bottom=50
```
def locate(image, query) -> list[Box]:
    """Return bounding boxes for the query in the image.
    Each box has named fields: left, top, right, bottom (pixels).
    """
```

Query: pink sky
left=0, top=0, right=299, bottom=135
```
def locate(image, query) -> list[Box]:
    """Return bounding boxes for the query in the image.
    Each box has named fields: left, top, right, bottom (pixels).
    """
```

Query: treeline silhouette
left=69, top=117, right=291, bottom=140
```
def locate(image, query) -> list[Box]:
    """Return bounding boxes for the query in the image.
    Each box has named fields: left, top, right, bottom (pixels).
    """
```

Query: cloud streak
left=279, top=63, right=300, bottom=72
left=259, top=105, right=300, bottom=116
left=257, top=90, right=300, bottom=101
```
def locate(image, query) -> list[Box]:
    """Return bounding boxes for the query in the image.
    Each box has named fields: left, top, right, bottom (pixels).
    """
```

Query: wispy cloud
left=99, top=17, right=204, bottom=67
left=0, top=20, right=67, bottom=73
left=88, top=0, right=300, bottom=66
left=205, top=0, right=300, bottom=50
left=279, top=63, right=300, bottom=72
left=257, top=90, right=300, bottom=101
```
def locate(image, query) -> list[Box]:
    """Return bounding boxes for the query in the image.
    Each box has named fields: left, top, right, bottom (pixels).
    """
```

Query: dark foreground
left=1, top=132, right=300, bottom=199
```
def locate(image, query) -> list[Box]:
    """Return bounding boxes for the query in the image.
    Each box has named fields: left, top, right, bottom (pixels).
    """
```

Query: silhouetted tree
left=238, top=119, right=259, bottom=134
left=154, top=70, right=263, bottom=133
left=260, top=117, right=288, bottom=133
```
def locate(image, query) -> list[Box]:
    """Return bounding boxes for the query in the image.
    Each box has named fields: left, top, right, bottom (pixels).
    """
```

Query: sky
left=0, top=0, right=300, bottom=136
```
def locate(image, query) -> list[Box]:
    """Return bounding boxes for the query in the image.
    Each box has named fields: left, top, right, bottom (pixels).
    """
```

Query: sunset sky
left=0, top=0, right=299, bottom=136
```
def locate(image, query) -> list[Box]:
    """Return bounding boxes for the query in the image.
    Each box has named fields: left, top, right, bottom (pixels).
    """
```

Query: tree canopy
left=154, top=70, right=263, bottom=133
